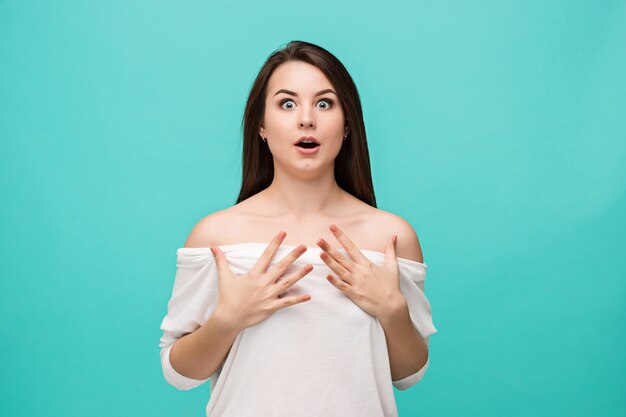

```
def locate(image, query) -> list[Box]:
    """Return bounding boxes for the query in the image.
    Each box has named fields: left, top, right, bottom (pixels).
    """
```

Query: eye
left=317, top=98, right=334, bottom=109
left=279, top=98, right=295, bottom=110
left=278, top=98, right=334, bottom=110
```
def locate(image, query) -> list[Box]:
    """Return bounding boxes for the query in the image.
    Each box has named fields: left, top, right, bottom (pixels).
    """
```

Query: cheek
left=265, top=109, right=293, bottom=132
left=328, top=116, right=343, bottom=132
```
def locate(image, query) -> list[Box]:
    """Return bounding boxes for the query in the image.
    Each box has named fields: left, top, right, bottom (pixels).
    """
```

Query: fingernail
left=393, top=235, right=397, bottom=243
left=210, top=247, right=216, bottom=255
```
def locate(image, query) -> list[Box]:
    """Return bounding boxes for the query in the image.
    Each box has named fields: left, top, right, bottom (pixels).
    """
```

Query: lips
left=294, top=135, right=321, bottom=155
left=294, top=136, right=320, bottom=145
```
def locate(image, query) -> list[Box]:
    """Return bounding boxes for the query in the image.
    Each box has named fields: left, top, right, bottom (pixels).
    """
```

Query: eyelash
left=279, top=98, right=334, bottom=109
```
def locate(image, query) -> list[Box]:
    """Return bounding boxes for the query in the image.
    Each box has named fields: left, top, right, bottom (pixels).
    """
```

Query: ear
left=259, top=123, right=265, bottom=137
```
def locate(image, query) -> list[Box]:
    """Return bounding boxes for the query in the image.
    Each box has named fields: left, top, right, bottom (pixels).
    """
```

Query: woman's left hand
left=317, top=224, right=406, bottom=320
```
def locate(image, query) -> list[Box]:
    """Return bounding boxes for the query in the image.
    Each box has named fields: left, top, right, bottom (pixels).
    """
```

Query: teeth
left=301, top=140, right=315, bottom=144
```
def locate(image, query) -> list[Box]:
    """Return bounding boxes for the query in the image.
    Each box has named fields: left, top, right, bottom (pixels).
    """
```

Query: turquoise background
left=1, top=1, right=625, bottom=416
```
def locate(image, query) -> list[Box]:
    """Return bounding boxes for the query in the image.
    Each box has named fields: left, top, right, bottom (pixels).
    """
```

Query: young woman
left=159, top=40, right=437, bottom=417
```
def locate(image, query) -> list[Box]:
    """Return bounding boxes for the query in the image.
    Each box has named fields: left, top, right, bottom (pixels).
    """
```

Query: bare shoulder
left=183, top=207, right=235, bottom=248
left=371, top=208, right=424, bottom=263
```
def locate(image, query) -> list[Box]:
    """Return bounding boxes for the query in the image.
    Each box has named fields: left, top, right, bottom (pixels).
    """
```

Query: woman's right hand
left=209, top=231, right=313, bottom=332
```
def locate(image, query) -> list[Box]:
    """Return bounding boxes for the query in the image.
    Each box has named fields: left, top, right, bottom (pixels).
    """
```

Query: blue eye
left=279, top=98, right=334, bottom=110
left=279, top=98, right=295, bottom=109
left=317, top=98, right=333, bottom=109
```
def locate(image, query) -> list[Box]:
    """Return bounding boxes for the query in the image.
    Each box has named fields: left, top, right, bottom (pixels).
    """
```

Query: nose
left=299, top=108, right=315, bottom=129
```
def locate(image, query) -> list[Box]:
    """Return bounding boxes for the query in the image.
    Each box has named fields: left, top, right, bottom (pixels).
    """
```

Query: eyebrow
left=273, top=88, right=337, bottom=97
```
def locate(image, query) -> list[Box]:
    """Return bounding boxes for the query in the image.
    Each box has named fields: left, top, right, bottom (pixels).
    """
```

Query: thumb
left=385, top=234, right=398, bottom=268
left=210, top=247, right=230, bottom=279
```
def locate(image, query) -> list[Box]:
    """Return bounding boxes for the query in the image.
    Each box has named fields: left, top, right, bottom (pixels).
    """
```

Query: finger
left=320, top=251, right=353, bottom=285
left=267, top=244, right=308, bottom=281
left=249, top=231, right=287, bottom=276
left=317, top=238, right=355, bottom=272
left=329, top=224, right=369, bottom=265
left=210, top=247, right=232, bottom=280
left=275, top=263, right=314, bottom=292
left=326, top=274, right=353, bottom=295
left=272, top=293, right=312, bottom=310
left=385, top=234, right=399, bottom=268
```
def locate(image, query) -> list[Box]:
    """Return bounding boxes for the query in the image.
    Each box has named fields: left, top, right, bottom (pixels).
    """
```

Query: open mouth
left=295, top=142, right=320, bottom=149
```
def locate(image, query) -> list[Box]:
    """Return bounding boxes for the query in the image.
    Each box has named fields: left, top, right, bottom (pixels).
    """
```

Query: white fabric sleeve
left=159, top=248, right=220, bottom=390
left=392, top=261, right=438, bottom=391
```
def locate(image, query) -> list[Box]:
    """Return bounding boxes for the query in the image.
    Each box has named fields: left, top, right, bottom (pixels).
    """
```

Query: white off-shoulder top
left=159, top=243, right=438, bottom=417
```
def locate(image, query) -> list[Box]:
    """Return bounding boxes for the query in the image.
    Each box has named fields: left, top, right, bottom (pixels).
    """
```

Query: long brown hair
left=236, top=40, right=376, bottom=207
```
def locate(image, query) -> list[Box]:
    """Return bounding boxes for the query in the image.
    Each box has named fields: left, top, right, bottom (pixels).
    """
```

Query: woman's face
left=260, top=61, right=348, bottom=176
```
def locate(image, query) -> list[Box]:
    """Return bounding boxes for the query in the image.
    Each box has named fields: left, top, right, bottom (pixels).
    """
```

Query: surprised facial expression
left=260, top=61, right=348, bottom=176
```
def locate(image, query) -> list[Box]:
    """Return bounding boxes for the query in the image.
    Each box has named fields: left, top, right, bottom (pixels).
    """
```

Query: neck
left=263, top=165, right=344, bottom=220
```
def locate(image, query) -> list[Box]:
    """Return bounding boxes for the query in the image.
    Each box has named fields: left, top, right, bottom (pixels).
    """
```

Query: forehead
left=267, top=61, right=334, bottom=95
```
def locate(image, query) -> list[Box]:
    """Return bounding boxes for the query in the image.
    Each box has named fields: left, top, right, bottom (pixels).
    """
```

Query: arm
left=168, top=310, right=241, bottom=380
left=379, top=296, right=429, bottom=381
left=380, top=213, right=431, bottom=384
left=162, top=213, right=239, bottom=386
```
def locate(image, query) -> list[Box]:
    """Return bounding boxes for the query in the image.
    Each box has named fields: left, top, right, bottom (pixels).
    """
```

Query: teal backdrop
left=1, top=1, right=624, bottom=416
